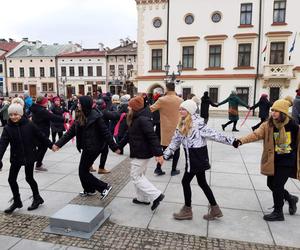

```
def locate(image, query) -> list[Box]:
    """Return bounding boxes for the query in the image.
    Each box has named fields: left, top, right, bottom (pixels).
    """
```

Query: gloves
left=232, top=139, right=242, bottom=148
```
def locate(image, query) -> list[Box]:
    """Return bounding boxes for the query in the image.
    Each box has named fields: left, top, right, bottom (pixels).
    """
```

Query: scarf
left=272, top=116, right=290, bottom=146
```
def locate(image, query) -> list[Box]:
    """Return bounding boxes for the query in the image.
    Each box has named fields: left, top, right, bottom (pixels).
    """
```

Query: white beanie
left=11, top=97, right=25, bottom=108
left=8, top=103, right=24, bottom=116
left=180, top=100, right=197, bottom=115
left=112, top=94, right=120, bottom=102
left=120, top=94, right=131, bottom=103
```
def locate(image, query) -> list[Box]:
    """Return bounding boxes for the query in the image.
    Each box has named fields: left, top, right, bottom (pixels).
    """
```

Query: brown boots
left=173, top=205, right=193, bottom=220
left=203, top=205, right=223, bottom=220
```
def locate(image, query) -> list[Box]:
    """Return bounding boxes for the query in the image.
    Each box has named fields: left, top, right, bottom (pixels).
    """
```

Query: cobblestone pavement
left=0, top=156, right=299, bottom=250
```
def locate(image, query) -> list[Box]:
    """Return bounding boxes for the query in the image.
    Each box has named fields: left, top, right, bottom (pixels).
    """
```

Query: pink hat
left=36, top=96, right=48, bottom=106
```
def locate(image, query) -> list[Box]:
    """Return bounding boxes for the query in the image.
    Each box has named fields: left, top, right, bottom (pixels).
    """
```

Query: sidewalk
left=0, top=117, right=299, bottom=249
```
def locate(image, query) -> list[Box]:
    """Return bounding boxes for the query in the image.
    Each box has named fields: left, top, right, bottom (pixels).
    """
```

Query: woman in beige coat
left=236, top=97, right=299, bottom=221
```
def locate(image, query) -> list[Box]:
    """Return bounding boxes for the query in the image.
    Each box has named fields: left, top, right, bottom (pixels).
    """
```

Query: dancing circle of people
left=0, top=82, right=299, bottom=222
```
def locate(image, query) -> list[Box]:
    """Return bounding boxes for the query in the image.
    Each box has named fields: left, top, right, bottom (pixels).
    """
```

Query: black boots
left=27, top=195, right=44, bottom=211
left=263, top=211, right=284, bottom=221
left=287, top=195, right=298, bottom=215
left=4, top=197, right=23, bottom=214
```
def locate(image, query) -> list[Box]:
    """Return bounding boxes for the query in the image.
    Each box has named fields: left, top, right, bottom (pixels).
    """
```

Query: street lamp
left=60, top=76, right=67, bottom=97
left=164, top=61, right=183, bottom=84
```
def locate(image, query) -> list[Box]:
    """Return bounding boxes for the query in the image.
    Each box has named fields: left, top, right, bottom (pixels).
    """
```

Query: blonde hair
left=126, top=108, right=134, bottom=127
left=177, top=113, right=193, bottom=136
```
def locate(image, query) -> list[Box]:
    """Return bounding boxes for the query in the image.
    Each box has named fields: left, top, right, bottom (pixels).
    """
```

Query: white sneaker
left=100, top=185, right=112, bottom=200
left=79, top=191, right=97, bottom=197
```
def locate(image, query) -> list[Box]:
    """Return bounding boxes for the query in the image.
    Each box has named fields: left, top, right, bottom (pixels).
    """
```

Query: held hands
left=232, top=139, right=242, bottom=148
left=52, top=144, right=60, bottom=152
left=155, top=156, right=164, bottom=165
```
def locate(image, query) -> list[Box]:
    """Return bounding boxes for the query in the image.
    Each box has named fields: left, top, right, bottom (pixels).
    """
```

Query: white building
left=6, top=41, right=76, bottom=97
left=57, top=45, right=107, bottom=98
left=135, top=0, right=300, bottom=110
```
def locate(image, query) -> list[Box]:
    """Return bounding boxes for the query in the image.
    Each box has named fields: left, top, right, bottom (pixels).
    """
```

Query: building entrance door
left=78, top=85, right=85, bottom=95
left=29, top=85, right=37, bottom=97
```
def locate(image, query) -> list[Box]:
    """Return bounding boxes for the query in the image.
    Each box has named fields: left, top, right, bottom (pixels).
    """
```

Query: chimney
left=22, top=38, right=29, bottom=42
left=132, top=41, right=137, bottom=48
left=126, top=37, right=132, bottom=43
left=35, top=40, right=42, bottom=49
left=9, top=38, right=14, bottom=42
left=120, top=39, right=125, bottom=47
left=98, top=43, right=104, bottom=51
left=26, top=48, right=31, bottom=56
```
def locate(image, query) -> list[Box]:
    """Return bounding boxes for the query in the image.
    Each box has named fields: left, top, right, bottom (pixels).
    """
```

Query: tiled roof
left=0, top=41, right=20, bottom=52
left=58, top=49, right=106, bottom=58
left=8, top=44, right=76, bottom=58
left=107, top=42, right=137, bottom=56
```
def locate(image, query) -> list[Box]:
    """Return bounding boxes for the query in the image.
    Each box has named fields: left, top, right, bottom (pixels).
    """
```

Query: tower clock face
left=185, top=14, right=194, bottom=24
left=212, top=12, right=221, bottom=23
left=153, top=18, right=162, bottom=28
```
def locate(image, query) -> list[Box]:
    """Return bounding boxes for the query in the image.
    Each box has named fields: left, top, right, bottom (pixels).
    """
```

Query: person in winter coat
left=119, top=96, right=165, bottom=211
left=24, top=92, right=33, bottom=116
left=53, top=96, right=120, bottom=198
left=292, top=85, right=300, bottom=125
left=30, top=96, right=65, bottom=171
left=218, top=91, right=249, bottom=132
left=0, top=103, right=54, bottom=214
left=164, top=100, right=236, bottom=221
left=237, top=97, right=299, bottom=221
left=250, top=94, right=271, bottom=131
left=0, top=100, right=10, bottom=126
left=200, top=91, right=218, bottom=124
left=50, top=96, right=68, bottom=143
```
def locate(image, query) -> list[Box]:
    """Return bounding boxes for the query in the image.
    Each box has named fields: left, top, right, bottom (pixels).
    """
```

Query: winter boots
left=173, top=205, right=193, bottom=220
left=203, top=205, right=223, bottom=220
left=4, top=197, right=23, bottom=214
left=27, top=195, right=44, bottom=211
left=263, top=211, right=284, bottom=221
left=287, top=195, right=298, bottom=215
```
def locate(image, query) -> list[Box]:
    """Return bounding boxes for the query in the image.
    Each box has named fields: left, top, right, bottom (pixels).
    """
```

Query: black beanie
left=79, top=96, right=93, bottom=117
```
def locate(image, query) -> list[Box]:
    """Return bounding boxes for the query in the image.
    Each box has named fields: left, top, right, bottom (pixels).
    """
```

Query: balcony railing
left=263, top=64, right=294, bottom=79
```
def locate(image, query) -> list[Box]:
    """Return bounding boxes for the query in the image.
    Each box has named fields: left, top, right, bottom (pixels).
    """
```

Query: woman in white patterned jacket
left=164, top=100, right=238, bottom=221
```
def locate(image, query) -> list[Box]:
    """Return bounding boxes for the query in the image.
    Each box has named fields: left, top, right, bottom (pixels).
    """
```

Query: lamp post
left=60, top=76, right=67, bottom=97
left=164, top=61, right=183, bottom=84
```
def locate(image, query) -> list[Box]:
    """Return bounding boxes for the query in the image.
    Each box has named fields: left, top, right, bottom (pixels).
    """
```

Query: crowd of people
left=0, top=83, right=299, bottom=223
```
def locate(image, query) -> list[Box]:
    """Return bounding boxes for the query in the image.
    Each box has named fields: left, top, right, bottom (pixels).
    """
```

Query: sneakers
left=151, top=194, right=165, bottom=211
left=27, top=195, right=44, bottom=211
left=154, top=167, right=165, bottom=176
left=132, top=198, right=150, bottom=205
left=288, top=195, right=298, bottom=215
left=79, top=191, right=97, bottom=197
left=171, top=169, right=180, bottom=176
left=101, top=185, right=112, bottom=200
left=263, top=211, right=284, bottom=221
left=35, top=164, right=48, bottom=172
left=98, top=168, right=111, bottom=174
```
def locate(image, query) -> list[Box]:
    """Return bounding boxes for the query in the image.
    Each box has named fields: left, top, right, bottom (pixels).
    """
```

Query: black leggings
left=8, top=163, right=39, bottom=199
left=224, top=120, right=238, bottom=129
left=182, top=171, right=216, bottom=207
left=267, top=165, right=293, bottom=212
left=252, top=118, right=267, bottom=131
left=52, top=131, right=63, bottom=143
left=99, top=144, right=109, bottom=169
left=157, top=146, right=180, bottom=171
left=79, top=149, right=109, bottom=193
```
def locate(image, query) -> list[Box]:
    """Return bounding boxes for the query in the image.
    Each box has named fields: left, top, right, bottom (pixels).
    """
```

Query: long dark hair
left=268, top=112, right=287, bottom=126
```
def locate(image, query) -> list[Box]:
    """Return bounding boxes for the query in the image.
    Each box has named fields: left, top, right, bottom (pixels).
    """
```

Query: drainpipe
left=253, top=0, right=263, bottom=115
left=4, top=57, right=8, bottom=97
left=166, top=0, right=170, bottom=65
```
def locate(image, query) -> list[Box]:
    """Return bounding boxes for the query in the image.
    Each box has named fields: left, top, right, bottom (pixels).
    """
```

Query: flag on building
left=289, top=32, right=297, bottom=60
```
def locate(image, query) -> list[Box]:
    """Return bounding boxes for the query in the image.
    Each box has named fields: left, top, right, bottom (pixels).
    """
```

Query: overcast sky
left=0, top=0, right=137, bottom=49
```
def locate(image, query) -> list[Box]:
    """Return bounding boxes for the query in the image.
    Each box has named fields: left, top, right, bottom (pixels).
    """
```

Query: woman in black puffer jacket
left=55, top=96, right=120, bottom=199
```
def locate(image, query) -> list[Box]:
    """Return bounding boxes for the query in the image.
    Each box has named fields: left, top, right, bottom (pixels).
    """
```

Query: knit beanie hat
left=180, top=100, right=197, bottom=115
left=53, top=96, right=60, bottom=103
left=11, top=97, right=25, bottom=108
left=112, top=94, right=120, bottom=102
left=192, top=96, right=200, bottom=104
left=271, top=96, right=293, bottom=116
left=8, top=103, right=24, bottom=116
left=128, top=95, right=144, bottom=111
left=36, top=96, right=48, bottom=106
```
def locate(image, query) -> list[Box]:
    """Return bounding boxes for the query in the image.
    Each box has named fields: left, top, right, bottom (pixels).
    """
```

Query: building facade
left=135, top=0, right=300, bottom=110
left=107, top=39, right=138, bottom=96
left=5, top=41, right=76, bottom=97
left=57, top=46, right=107, bottom=98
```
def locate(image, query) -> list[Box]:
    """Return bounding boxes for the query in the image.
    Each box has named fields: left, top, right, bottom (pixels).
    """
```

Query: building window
left=182, top=46, right=194, bottom=68
left=211, top=12, right=222, bottom=23
left=61, top=66, right=66, bottom=77
left=184, top=14, right=194, bottom=25
left=78, top=66, right=84, bottom=77
left=238, top=44, right=251, bottom=66
left=270, top=42, right=285, bottom=64
left=209, top=45, right=222, bottom=67
left=19, top=67, right=25, bottom=77
left=153, top=17, right=162, bottom=28
left=240, top=3, right=252, bottom=25
left=50, top=67, right=55, bottom=77
left=69, top=66, right=75, bottom=77
left=96, top=66, right=102, bottom=76
left=127, top=64, right=133, bottom=75
left=236, top=87, right=249, bottom=105
left=209, top=88, right=219, bottom=103
left=40, top=67, right=45, bottom=77
left=270, top=87, right=280, bottom=103
left=182, top=88, right=192, bottom=100
left=29, top=67, right=35, bottom=77
left=9, top=67, right=14, bottom=77
left=118, top=65, right=124, bottom=76
left=0, top=64, right=3, bottom=73
left=152, top=49, right=162, bottom=70
left=42, top=82, right=54, bottom=92
left=109, top=65, right=115, bottom=76
left=12, top=82, right=23, bottom=92
left=88, top=66, right=93, bottom=76
left=273, top=0, right=286, bottom=23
